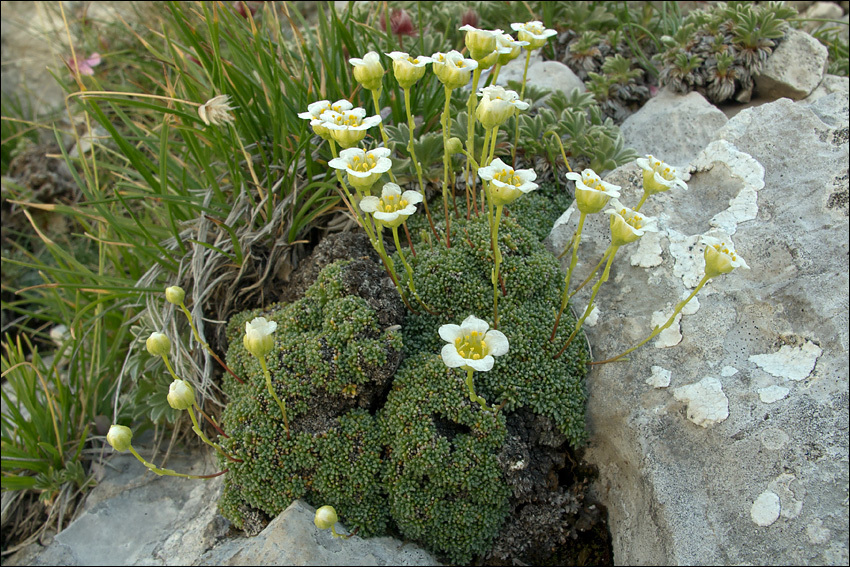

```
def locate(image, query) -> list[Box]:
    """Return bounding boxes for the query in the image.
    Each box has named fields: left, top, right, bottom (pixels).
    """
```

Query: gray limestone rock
left=547, top=96, right=849, bottom=565
left=619, top=89, right=729, bottom=170
left=490, top=51, right=586, bottom=106
left=755, top=28, right=829, bottom=100
left=804, top=74, right=850, bottom=105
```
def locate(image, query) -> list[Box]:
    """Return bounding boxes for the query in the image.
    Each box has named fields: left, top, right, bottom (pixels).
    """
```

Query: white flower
left=359, top=182, right=422, bottom=228
left=439, top=315, right=509, bottom=372
left=349, top=51, right=385, bottom=91
left=386, top=51, right=433, bottom=88
left=459, top=24, right=503, bottom=60
left=298, top=99, right=354, bottom=140
left=475, top=85, right=529, bottom=129
left=431, top=50, right=478, bottom=90
left=478, top=157, right=538, bottom=206
left=319, top=108, right=382, bottom=148
left=244, top=316, right=277, bottom=358
left=702, top=236, right=749, bottom=278
left=198, top=94, right=235, bottom=126
left=510, top=21, right=557, bottom=50
left=604, top=199, right=659, bottom=246
left=565, top=168, right=621, bottom=214
left=495, top=33, right=528, bottom=65
left=328, top=147, right=392, bottom=191
left=636, top=154, right=687, bottom=195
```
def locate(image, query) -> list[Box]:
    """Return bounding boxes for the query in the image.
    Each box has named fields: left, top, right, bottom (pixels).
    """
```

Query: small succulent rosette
left=359, top=182, right=422, bottom=229
left=328, top=147, right=392, bottom=191
left=349, top=51, right=385, bottom=91
left=636, top=154, right=688, bottom=195
left=566, top=169, right=621, bottom=214
left=605, top=199, right=659, bottom=247
left=431, top=50, right=478, bottom=90
left=475, top=85, right=529, bottom=130
left=386, top=51, right=433, bottom=88
left=478, top=158, right=538, bottom=206
left=702, top=235, right=749, bottom=278
left=439, top=315, right=509, bottom=372
left=510, top=21, right=557, bottom=50
left=319, top=108, right=382, bottom=148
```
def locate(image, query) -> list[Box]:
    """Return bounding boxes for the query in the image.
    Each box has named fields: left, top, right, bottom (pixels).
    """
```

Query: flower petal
left=441, top=344, right=467, bottom=368
left=439, top=324, right=462, bottom=342
left=460, top=315, right=490, bottom=335
left=484, top=330, right=509, bottom=357
left=359, top=196, right=380, bottom=213
left=467, top=355, right=494, bottom=372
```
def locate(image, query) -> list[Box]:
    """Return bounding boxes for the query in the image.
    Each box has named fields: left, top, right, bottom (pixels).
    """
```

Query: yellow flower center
left=409, top=57, right=419, bottom=64
left=527, top=23, right=544, bottom=35
left=620, top=208, right=643, bottom=230
left=380, top=193, right=409, bottom=213
left=582, top=174, right=604, bottom=191
left=350, top=154, right=378, bottom=172
left=454, top=330, right=488, bottom=360
left=494, top=169, right=522, bottom=187
left=712, top=242, right=738, bottom=261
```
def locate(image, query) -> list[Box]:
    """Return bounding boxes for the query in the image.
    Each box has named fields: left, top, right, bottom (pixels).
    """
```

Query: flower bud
left=146, top=332, right=171, bottom=357
left=244, top=317, right=277, bottom=358
left=165, top=285, right=185, bottom=305
left=314, top=505, right=339, bottom=530
left=446, top=137, right=463, bottom=154
left=106, top=424, right=133, bottom=452
left=167, top=379, right=195, bottom=411
left=350, top=52, right=384, bottom=92
left=459, top=25, right=502, bottom=61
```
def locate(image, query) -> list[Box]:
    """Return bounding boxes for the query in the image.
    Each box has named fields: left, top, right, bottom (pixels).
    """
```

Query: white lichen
left=751, top=490, right=781, bottom=527
left=749, top=341, right=822, bottom=381
left=758, top=385, right=790, bottom=404
left=672, top=376, right=729, bottom=427
left=652, top=310, right=682, bottom=348
left=645, top=365, right=672, bottom=388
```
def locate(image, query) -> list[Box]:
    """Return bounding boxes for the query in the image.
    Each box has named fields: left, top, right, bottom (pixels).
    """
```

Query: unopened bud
left=167, top=379, right=195, bottom=411
left=146, top=332, right=171, bottom=357
left=106, top=424, right=133, bottom=452
left=165, top=285, right=185, bottom=305
left=314, top=505, right=339, bottom=530
left=446, top=137, right=463, bottom=154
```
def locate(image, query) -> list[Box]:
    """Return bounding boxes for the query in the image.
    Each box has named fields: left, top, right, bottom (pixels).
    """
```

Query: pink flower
left=68, top=52, right=101, bottom=76
left=380, top=8, right=417, bottom=39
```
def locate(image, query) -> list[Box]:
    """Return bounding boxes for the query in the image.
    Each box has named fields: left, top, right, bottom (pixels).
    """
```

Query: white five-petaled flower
left=386, top=51, right=433, bottom=88
left=439, top=315, right=509, bottom=372
left=298, top=99, right=353, bottom=140
left=328, top=147, right=392, bottom=191
left=495, top=33, right=528, bottom=65
left=431, top=50, right=478, bottom=90
left=477, top=157, right=538, bottom=206
left=459, top=24, right=504, bottom=61
left=605, top=199, right=659, bottom=247
left=359, top=182, right=422, bottom=228
left=198, top=94, right=235, bottom=127
left=244, top=316, right=277, bottom=358
left=349, top=51, right=385, bottom=91
left=566, top=168, right=621, bottom=214
left=318, top=108, right=382, bottom=148
left=476, top=85, right=529, bottom=129
left=702, top=236, right=749, bottom=279
left=510, top=21, right=557, bottom=50
left=636, top=154, right=688, bottom=195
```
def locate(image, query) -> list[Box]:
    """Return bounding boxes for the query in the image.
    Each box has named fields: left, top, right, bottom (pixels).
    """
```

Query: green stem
left=161, top=353, right=180, bottom=383
left=555, top=245, right=619, bottom=359
left=634, top=191, right=648, bottom=212
left=329, top=139, right=377, bottom=246
left=441, top=84, right=453, bottom=247
left=490, top=63, right=502, bottom=85
left=466, top=368, right=489, bottom=409
left=512, top=49, right=532, bottom=166
left=127, top=445, right=228, bottom=479
left=372, top=225, right=417, bottom=313
left=591, top=274, right=712, bottom=365
left=465, top=67, right=483, bottom=216
left=392, top=225, right=434, bottom=313
left=489, top=200, right=504, bottom=329
left=551, top=212, right=588, bottom=341
left=403, top=86, right=437, bottom=238
left=370, top=88, right=396, bottom=183
left=178, top=302, right=244, bottom=384
left=569, top=250, right=610, bottom=299
left=187, top=406, right=240, bottom=462
left=259, top=355, right=290, bottom=440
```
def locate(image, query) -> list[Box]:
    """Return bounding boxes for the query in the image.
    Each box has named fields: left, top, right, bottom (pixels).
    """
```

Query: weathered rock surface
left=619, top=89, right=729, bottom=170
left=8, top=442, right=439, bottom=566
left=547, top=95, right=849, bottom=565
left=755, top=28, right=829, bottom=100
left=805, top=74, right=850, bottom=103
left=491, top=50, right=586, bottom=105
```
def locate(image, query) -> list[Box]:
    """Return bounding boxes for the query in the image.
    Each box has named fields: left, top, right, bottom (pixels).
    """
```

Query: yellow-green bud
left=243, top=317, right=277, bottom=358
left=165, top=285, right=185, bottom=305
left=146, top=332, right=171, bottom=357
left=476, top=49, right=499, bottom=70
left=460, top=25, right=501, bottom=61
left=446, top=137, right=463, bottom=154
left=350, top=52, right=384, bottom=92
left=314, top=505, right=338, bottom=530
left=167, top=379, right=195, bottom=411
left=106, top=424, right=133, bottom=452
